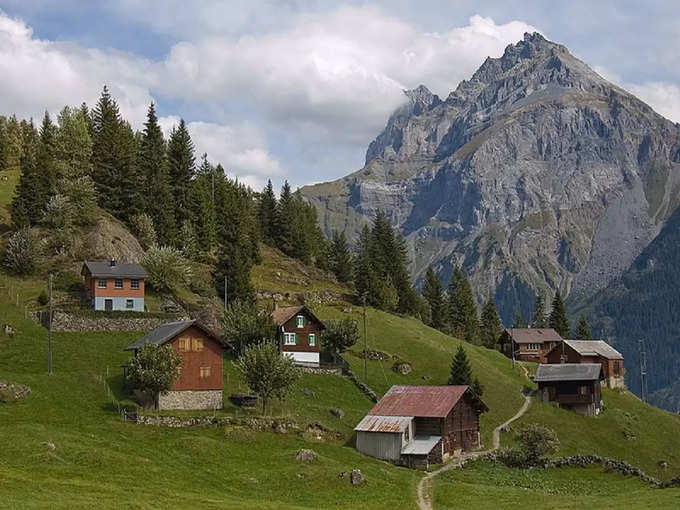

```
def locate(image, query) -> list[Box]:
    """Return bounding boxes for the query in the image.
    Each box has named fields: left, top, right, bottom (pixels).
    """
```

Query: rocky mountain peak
left=404, top=84, right=441, bottom=114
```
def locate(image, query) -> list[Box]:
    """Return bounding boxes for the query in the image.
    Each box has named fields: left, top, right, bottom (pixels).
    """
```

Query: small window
left=130, top=279, right=139, bottom=289
left=114, top=279, right=123, bottom=289
left=126, top=299, right=134, bottom=309
left=178, top=337, right=190, bottom=352
left=98, top=279, right=107, bottom=288
left=308, top=333, right=316, bottom=346
left=296, top=315, right=305, bottom=328
left=200, top=366, right=211, bottom=378
left=284, top=332, right=297, bottom=346
left=192, top=338, right=204, bottom=352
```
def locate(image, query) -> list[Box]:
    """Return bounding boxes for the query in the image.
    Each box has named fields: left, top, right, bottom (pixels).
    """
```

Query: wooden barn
left=124, top=320, right=226, bottom=410
left=354, top=385, right=488, bottom=469
left=271, top=305, right=326, bottom=367
left=498, top=328, right=563, bottom=363
left=534, top=363, right=604, bottom=416
left=545, top=340, right=625, bottom=389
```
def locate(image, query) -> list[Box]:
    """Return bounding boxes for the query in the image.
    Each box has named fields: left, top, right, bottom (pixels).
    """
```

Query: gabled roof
left=271, top=305, right=326, bottom=329
left=123, top=320, right=223, bottom=351
left=354, top=415, right=412, bottom=433
left=561, top=340, right=623, bottom=360
left=82, top=260, right=147, bottom=279
left=504, top=328, right=563, bottom=344
left=368, top=385, right=488, bottom=418
left=534, top=363, right=603, bottom=382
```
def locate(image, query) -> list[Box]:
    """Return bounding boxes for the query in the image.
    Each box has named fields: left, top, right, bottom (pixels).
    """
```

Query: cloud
left=625, top=82, right=680, bottom=124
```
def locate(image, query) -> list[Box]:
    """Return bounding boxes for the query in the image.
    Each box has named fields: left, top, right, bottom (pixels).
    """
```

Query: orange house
left=81, top=260, right=147, bottom=312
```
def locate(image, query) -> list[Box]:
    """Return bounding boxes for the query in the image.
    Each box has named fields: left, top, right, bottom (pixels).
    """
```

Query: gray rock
left=350, top=468, right=365, bottom=485
left=301, top=388, right=316, bottom=398
left=295, top=449, right=318, bottom=462
left=394, top=362, right=412, bottom=375
left=330, top=408, right=345, bottom=419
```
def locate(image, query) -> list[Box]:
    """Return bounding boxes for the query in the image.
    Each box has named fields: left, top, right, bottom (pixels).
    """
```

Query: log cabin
left=545, top=340, right=625, bottom=389
left=271, top=305, right=326, bottom=367
left=82, top=259, right=147, bottom=312
left=534, top=363, right=604, bottom=416
left=498, top=328, right=563, bottom=363
left=354, top=385, right=488, bottom=469
left=124, top=320, right=226, bottom=410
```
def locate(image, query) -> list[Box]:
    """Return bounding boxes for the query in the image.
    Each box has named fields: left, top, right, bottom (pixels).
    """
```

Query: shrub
left=497, top=423, right=560, bottom=467
left=37, top=290, right=49, bottom=306
left=322, top=319, right=359, bottom=361
left=222, top=299, right=275, bottom=353
left=3, top=228, right=40, bottom=275
left=54, top=271, right=84, bottom=293
left=141, top=245, right=192, bottom=293
left=125, top=343, right=182, bottom=409
left=131, top=213, right=157, bottom=250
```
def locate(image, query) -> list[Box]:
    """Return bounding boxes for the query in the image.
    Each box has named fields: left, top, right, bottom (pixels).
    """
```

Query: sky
left=1, top=1, right=679, bottom=190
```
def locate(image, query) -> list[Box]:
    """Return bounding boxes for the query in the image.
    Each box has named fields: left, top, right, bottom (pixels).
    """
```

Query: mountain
left=302, top=32, right=680, bottom=327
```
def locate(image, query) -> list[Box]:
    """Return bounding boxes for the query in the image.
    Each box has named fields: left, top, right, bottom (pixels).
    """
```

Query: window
left=296, top=315, right=305, bottom=328
left=126, top=299, right=134, bottom=309
left=130, top=279, right=139, bottom=289
left=98, top=279, right=107, bottom=288
left=284, top=332, right=297, bottom=346
left=614, top=361, right=621, bottom=376
left=200, top=366, right=211, bottom=378
left=178, top=337, right=190, bottom=352
left=114, top=278, right=123, bottom=289
left=192, top=338, right=204, bottom=352
left=308, top=333, right=316, bottom=346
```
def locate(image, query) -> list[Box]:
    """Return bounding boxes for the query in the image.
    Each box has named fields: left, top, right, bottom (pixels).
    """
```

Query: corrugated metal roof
left=401, top=435, right=442, bottom=456
left=506, top=328, right=563, bottom=344
left=354, top=415, right=412, bottom=433
left=563, top=340, right=623, bottom=360
left=124, top=320, right=224, bottom=351
left=82, top=260, right=147, bottom=278
left=534, top=363, right=602, bottom=382
left=368, top=385, right=470, bottom=418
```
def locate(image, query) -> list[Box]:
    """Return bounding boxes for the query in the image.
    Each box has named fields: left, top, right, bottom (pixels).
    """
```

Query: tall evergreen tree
left=448, top=344, right=473, bottom=385
left=480, top=298, right=503, bottom=348
left=448, top=267, right=479, bottom=343
left=329, top=230, right=353, bottom=283
left=258, top=179, right=278, bottom=244
left=139, top=103, right=175, bottom=244
left=423, top=267, right=445, bottom=330
left=275, top=181, right=295, bottom=255
left=549, top=290, right=570, bottom=338
left=575, top=315, right=592, bottom=340
left=354, top=225, right=376, bottom=303
left=11, top=120, right=39, bottom=227
left=5, top=115, right=24, bottom=170
left=514, top=310, right=524, bottom=328
left=167, top=119, right=195, bottom=229
left=34, top=112, right=58, bottom=208
left=55, top=106, right=93, bottom=180
left=91, top=86, right=123, bottom=211
left=189, top=157, right=217, bottom=253
left=532, top=294, right=547, bottom=328
left=117, top=121, right=143, bottom=222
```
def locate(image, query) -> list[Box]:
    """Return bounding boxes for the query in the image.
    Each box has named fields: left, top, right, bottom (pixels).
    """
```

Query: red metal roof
left=368, top=385, right=469, bottom=418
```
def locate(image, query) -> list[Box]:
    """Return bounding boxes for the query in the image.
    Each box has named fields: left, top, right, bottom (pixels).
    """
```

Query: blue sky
left=1, top=1, right=679, bottom=190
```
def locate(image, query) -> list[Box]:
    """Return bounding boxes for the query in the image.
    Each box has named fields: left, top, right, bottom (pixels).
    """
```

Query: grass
left=0, top=167, right=19, bottom=231
left=434, top=460, right=680, bottom=509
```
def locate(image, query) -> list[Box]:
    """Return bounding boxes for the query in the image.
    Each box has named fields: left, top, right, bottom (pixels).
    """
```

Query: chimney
left=109, top=258, right=117, bottom=267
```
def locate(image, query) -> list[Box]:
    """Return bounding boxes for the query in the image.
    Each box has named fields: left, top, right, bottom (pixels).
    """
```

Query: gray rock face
left=303, top=32, right=680, bottom=321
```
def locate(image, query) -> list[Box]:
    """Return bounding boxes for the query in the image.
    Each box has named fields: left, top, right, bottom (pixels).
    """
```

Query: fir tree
left=513, top=310, right=524, bottom=328
left=91, top=86, right=123, bottom=211
left=480, top=298, right=503, bottom=348
left=167, top=119, right=195, bottom=228
left=575, top=315, right=592, bottom=340
left=55, top=106, right=93, bottom=179
left=34, top=112, right=58, bottom=210
left=329, top=230, right=353, bottom=283
left=3, top=115, right=23, bottom=170
left=532, top=294, right=547, bottom=328
left=448, top=344, right=473, bottom=385
left=448, top=267, right=479, bottom=343
left=11, top=120, right=39, bottom=227
left=549, top=290, right=570, bottom=338
left=258, top=179, right=278, bottom=244
left=354, top=225, right=376, bottom=303
left=189, top=163, right=217, bottom=253
left=471, top=377, right=484, bottom=398
left=423, top=267, right=445, bottom=330
left=117, top=121, right=143, bottom=222
left=275, top=181, right=295, bottom=255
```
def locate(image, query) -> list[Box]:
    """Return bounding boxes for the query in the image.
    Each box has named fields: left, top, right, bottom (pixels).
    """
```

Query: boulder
left=295, top=449, right=318, bottom=462
left=330, top=408, right=345, bottom=419
left=2, top=324, right=15, bottom=337
left=394, top=362, right=412, bottom=375
left=350, top=468, right=365, bottom=485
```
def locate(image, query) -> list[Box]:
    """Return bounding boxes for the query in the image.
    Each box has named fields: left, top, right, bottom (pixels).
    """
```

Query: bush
left=141, top=245, right=192, bottom=293
left=54, top=271, right=84, bottom=293
left=322, top=319, right=359, bottom=361
left=125, top=343, right=182, bottom=408
left=37, top=290, right=49, bottom=306
left=43, top=194, right=74, bottom=229
left=496, top=447, right=529, bottom=467
left=3, top=228, right=41, bottom=275
left=131, top=213, right=157, bottom=250
left=497, top=423, right=560, bottom=467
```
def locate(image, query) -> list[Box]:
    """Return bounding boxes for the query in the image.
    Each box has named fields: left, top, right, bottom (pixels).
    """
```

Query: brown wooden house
left=534, top=363, right=604, bottom=416
left=82, top=259, right=147, bottom=312
left=271, top=305, right=326, bottom=367
left=499, top=328, right=563, bottom=363
left=354, top=385, right=488, bottom=469
left=124, top=320, right=226, bottom=410
left=545, top=340, right=625, bottom=389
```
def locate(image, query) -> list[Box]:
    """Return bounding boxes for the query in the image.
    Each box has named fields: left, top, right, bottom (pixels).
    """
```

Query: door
left=104, top=299, right=113, bottom=311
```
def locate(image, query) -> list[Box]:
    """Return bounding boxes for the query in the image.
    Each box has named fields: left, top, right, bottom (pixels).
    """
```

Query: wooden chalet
left=534, top=363, right=604, bottom=416
left=271, top=305, right=326, bottom=367
left=354, top=385, right=488, bottom=469
left=82, top=259, right=147, bottom=312
left=545, top=340, right=625, bottom=389
left=499, top=328, right=563, bottom=363
left=124, top=320, right=226, bottom=410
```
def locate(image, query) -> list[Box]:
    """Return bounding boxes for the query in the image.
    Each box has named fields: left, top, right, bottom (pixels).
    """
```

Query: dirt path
left=415, top=392, right=532, bottom=510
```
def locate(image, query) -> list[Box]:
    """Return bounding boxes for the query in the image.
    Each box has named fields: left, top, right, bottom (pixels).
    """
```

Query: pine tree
left=448, top=344, right=473, bottom=385
left=34, top=112, right=58, bottom=210
left=189, top=158, right=217, bottom=254
left=55, top=106, right=93, bottom=179
left=258, top=179, right=278, bottom=244
left=91, top=86, right=123, bottom=212
left=471, top=377, right=484, bottom=398
left=329, top=230, right=353, bottom=283
left=140, top=103, right=175, bottom=244
left=423, top=267, right=445, bottom=329
left=117, top=121, right=143, bottom=222
left=354, top=225, right=376, bottom=303
left=3, top=115, right=23, bottom=170
left=480, top=298, right=503, bottom=348
left=514, top=310, right=524, bottom=328
left=575, top=315, right=592, bottom=340
left=549, top=290, right=570, bottom=338
left=11, top=120, right=39, bottom=227
left=532, top=294, right=547, bottom=328
left=448, top=267, right=479, bottom=343
left=167, top=119, right=195, bottom=229
left=275, top=181, right=295, bottom=255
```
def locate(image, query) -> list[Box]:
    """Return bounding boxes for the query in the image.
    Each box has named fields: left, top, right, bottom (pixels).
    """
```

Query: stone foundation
left=158, top=390, right=223, bottom=410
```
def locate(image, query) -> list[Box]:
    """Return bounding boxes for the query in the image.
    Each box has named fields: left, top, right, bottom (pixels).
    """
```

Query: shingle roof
left=82, top=260, right=147, bottom=279
left=368, top=385, right=488, bottom=418
left=534, top=363, right=602, bottom=382
left=270, top=305, right=326, bottom=329
left=563, top=340, right=623, bottom=360
left=506, top=328, right=563, bottom=344
left=354, top=415, right=412, bottom=433
left=123, top=320, right=223, bottom=351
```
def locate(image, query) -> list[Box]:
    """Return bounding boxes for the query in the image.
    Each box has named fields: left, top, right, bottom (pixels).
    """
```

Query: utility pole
left=47, top=274, right=53, bottom=375
left=362, top=294, right=368, bottom=381
left=638, top=339, right=648, bottom=403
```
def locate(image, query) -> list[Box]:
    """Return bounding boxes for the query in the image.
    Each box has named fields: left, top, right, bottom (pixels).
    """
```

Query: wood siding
left=168, top=326, right=223, bottom=391
left=279, top=309, right=322, bottom=353
left=412, top=396, right=481, bottom=455
left=546, top=344, right=625, bottom=388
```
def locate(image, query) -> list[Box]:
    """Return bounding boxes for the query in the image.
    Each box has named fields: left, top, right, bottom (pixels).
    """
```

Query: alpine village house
left=354, top=385, right=488, bottom=469
left=546, top=340, right=625, bottom=389
left=271, top=305, right=326, bottom=367
left=499, top=328, right=564, bottom=363
left=124, top=320, right=226, bottom=410
left=534, top=363, right=604, bottom=416
left=82, top=259, right=147, bottom=312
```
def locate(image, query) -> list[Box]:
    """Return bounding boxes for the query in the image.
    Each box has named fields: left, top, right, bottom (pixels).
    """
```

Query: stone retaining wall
left=136, top=414, right=299, bottom=433
left=345, top=369, right=378, bottom=402
left=158, top=390, right=223, bottom=410
left=300, top=366, right=342, bottom=375
left=32, top=311, right=187, bottom=332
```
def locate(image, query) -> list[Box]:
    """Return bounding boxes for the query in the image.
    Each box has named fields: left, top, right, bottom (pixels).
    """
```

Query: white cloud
left=625, top=82, right=680, bottom=124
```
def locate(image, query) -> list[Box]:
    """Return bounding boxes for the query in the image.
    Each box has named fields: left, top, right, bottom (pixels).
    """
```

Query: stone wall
left=158, top=390, right=223, bottom=410
left=300, top=366, right=342, bottom=375
left=136, top=414, right=299, bottom=433
left=32, top=311, right=187, bottom=332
